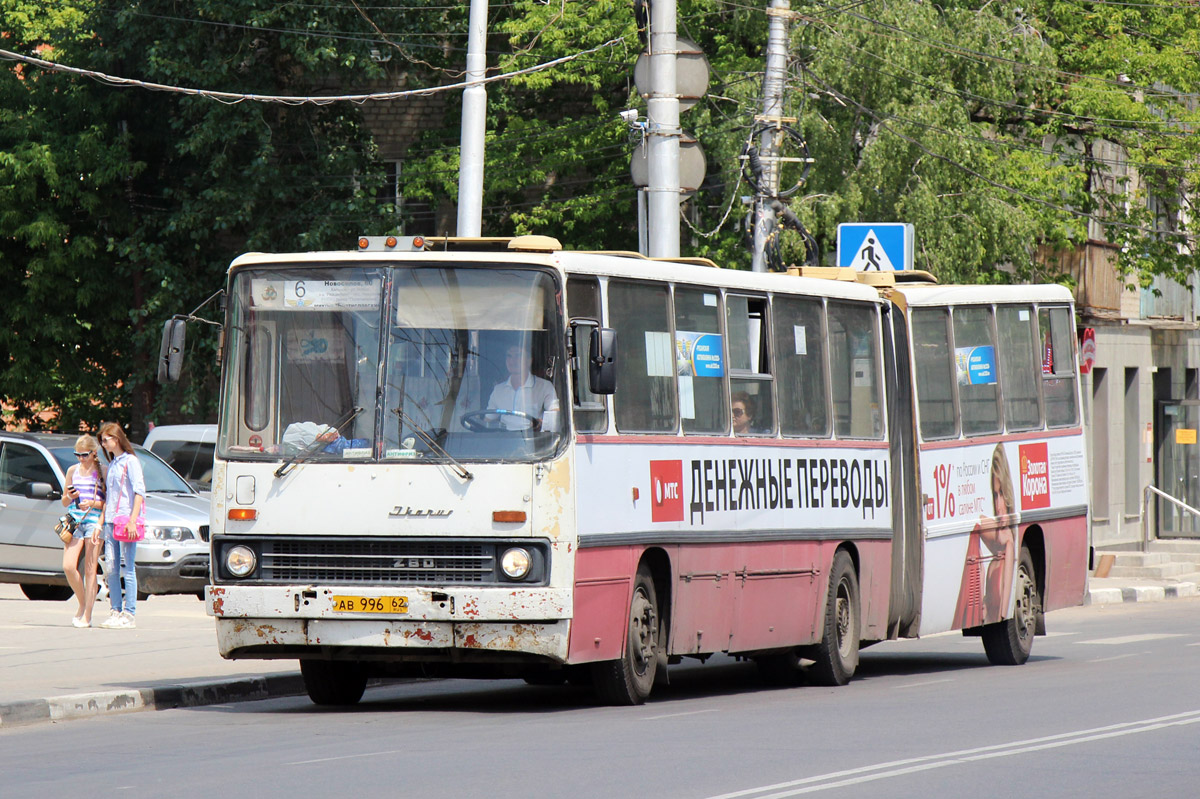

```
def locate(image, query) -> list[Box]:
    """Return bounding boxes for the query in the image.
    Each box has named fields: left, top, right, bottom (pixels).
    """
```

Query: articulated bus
left=173, top=235, right=1087, bottom=706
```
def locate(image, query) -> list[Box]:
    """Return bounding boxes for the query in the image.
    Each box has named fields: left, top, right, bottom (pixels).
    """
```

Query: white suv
left=144, top=424, right=216, bottom=494
left=0, top=432, right=211, bottom=600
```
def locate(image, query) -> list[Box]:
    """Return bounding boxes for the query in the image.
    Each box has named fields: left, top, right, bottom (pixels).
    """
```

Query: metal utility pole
left=457, top=0, right=488, bottom=237
left=647, top=0, right=681, bottom=258
left=751, top=0, right=792, bottom=272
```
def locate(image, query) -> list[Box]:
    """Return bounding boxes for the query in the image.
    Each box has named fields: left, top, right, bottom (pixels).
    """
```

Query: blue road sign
left=836, top=223, right=914, bottom=271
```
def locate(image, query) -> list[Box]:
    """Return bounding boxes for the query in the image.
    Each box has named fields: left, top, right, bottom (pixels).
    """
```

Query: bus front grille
left=261, top=539, right=496, bottom=585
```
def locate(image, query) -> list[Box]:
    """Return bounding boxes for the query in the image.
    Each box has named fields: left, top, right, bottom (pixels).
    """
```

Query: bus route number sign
left=331, top=595, right=409, bottom=614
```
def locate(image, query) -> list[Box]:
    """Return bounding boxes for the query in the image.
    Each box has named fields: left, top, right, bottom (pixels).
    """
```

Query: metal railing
left=1143, top=485, right=1200, bottom=552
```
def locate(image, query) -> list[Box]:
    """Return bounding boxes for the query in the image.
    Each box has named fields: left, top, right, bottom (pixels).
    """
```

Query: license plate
left=330, top=595, right=408, bottom=614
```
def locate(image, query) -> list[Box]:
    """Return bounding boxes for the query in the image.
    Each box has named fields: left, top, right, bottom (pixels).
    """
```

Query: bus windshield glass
left=220, top=264, right=566, bottom=464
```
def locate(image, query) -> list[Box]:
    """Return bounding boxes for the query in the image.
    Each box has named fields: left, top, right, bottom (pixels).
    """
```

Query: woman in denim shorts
left=61, top=434, right=105, bottom=627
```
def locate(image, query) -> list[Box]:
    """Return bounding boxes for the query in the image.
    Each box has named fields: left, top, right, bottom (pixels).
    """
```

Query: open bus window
left=610, top=280, right=677, bottom=433
left=773, top=295, right=829, bottom=437
left=996, top=305, right=1042, bottom=431
left=726, top=294, right=775, bottom=435
left=1040, top=305, right=1079, bottom=427
left=828, top=302, right=882, bottom=439
left=911, top=308, right=957, bottom=439
left=952, top=306, right=1001, bottom=436
left=675, top=287, right=727, bottom=434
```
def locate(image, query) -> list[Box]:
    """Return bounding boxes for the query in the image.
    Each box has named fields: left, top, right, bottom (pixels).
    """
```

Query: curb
left=0, top=672, right=306, bottom=729
left=1085, top=581, right=1198, bottom=606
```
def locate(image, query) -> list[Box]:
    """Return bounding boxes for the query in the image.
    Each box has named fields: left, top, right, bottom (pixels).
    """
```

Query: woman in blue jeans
left=98, top=423, right=146, bottom=630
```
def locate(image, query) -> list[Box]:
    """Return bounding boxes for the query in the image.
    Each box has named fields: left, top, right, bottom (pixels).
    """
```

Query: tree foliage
left=2, top=0, right=1197, bottom=429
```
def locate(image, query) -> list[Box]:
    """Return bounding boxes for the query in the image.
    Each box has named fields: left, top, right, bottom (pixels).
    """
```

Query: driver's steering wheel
left=460, top=408, right=537, bottom=432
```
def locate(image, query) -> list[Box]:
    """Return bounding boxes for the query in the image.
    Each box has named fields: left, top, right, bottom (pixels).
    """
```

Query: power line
left=0, top=36, right=628, bottom=105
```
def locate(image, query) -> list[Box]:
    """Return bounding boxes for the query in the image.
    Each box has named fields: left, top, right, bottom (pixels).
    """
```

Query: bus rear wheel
left=982, top=547, right=1039, bottom=666
left=592, top=566, right=660, bottom=705
left=810, top=551, right=860, bottom=687
left=300, top=659, right=368, bottom=706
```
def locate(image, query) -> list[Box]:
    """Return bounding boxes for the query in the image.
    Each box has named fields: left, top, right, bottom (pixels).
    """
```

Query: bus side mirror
left=589, top=327, right=617, bottom=395
left=158, top=318, right=187, bottom=383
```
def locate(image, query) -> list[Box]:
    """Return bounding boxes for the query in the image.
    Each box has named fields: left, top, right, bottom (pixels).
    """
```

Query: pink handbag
left=112, top=514, right=145, bottom=542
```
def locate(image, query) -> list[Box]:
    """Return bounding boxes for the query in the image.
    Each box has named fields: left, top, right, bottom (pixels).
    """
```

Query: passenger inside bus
left=731, top=391, right=760, bottom=435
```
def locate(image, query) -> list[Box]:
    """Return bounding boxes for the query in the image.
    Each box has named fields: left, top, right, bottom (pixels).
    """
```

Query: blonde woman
left=62, top=434, right=105, bottom=627
left=953, top=443, right=1017, bottom=628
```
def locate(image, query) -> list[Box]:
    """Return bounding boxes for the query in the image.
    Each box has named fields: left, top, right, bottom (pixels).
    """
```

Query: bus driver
left=486, top=343, right=560, bottom=431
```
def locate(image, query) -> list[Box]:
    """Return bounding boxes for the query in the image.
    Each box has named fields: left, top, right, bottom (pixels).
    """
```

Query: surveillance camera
left=619, top=109, right=639, bottom=124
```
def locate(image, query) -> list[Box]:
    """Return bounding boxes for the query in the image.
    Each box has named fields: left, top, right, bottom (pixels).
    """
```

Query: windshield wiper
left=392, top=407, right=473, bottom=481
left=274, top=406, right=363, bottom=478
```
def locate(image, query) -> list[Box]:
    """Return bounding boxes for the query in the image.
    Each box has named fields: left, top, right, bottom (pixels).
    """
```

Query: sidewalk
left=1, top=572, right=1195, bottom=729
left=0, top=584, right=301, bottom=728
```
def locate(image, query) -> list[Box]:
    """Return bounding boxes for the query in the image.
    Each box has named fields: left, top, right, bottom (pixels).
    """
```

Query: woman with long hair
left=953, top=443, right=1017, bottom=628
left=61, top=434, right=105, bottom=627
left=97, top=423, right=146, bottom=630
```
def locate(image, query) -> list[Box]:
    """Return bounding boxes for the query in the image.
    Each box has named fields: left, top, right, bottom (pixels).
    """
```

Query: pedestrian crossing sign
left=836, top=223, right=914, bottom=271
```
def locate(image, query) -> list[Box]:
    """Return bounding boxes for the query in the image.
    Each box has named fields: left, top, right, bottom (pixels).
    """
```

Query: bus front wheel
left=810, top=550, right=860, bottom=687
left=300, top=659, right=368, bottom=706
left=592, top=566, right=660, bottom=705
left=982, top=547, right=1039, bottom=666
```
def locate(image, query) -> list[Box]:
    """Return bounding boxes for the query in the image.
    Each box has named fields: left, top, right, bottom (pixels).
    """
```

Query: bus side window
left=1040, top=305, right=1079, bottom=427
left=610, top=280, right=677, bottom=433
left=996, top=305, right=1042, bottom=431
left=727, top=294, right=775, bottom=436
left=952, top=306, right=1001, bottom=436
left=773, top=296, right=829, bottom=437
left=675, top=287, right=727, bottom=435
left=911, top=308, right=956, bottom=439
left=567, top=277, right=608, bottom=433
left=828, top=302, right=882, bottom=439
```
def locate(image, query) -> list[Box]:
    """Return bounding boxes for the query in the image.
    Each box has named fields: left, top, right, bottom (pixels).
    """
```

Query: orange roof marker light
left=357, top=235, right=428, bottom=252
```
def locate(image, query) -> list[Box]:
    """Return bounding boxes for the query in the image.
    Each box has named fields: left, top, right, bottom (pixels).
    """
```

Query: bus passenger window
left=610, top=280, right=677, bottom=433
left=727, top=294, right=775, bottom=435
left=675, top=287, right=727, bottom=434
left=953, top=306, right=1000, bottom=436
left=996, top=305, right=1041, bottom=431
left=1040, top=306, right=1079, bottom=427
left=911, top=308, right=956, bottom=439
left=828, top=302, right=882, bottom=439
left=567, top=277, right=607, bottom=433
left=773, top=296, right=829, bottom=437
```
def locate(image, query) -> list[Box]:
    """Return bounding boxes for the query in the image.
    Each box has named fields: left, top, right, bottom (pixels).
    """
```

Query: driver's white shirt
left=487, top=374, right=559, bottom=431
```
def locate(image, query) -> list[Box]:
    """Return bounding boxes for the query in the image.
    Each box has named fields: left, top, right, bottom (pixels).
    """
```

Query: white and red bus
left=168, top=235, right=1087, bottom=705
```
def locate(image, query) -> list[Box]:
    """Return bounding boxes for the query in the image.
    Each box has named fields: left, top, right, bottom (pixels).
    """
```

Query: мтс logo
left=649, top=460, right=684, bottom=522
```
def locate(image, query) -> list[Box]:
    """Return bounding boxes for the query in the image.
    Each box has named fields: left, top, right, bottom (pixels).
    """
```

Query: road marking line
left=286, top=750, right=406, bottom=766
left=643, top=708, right=721, bottom=720
left=895, top=679, right=954, bottom=689
left=1087, top=653, right=1139, bottom=663
left=702, top=709, right=1200, bottom=799
left=1077, top=634, right=1186, bottom=645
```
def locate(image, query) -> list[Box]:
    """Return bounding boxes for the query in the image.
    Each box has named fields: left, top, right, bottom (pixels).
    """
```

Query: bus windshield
left=220, top=263, right=567, bottom=464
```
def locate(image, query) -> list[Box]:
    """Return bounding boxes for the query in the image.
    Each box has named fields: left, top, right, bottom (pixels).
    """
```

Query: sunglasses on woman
left=75, top=452, right=94, bottom=458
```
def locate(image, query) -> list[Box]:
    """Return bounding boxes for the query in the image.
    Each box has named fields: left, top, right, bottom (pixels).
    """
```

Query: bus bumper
left=208, top=585, right=571, bottom=662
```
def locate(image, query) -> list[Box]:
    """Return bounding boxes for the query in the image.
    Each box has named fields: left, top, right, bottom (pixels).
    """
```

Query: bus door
left=883, top=302, right=922, bottom=638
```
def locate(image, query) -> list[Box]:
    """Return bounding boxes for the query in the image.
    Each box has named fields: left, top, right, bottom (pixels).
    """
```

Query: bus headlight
left=225, top=545, right=257, bottom=578
left=500, top=547, right=532, bottom=580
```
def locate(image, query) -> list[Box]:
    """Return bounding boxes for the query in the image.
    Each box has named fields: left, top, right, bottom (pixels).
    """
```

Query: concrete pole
left=457, top=0, right=488, bottom=237
left=751, top=0, right=791, bottom=272
left=647, top=0, right=681, bottom=258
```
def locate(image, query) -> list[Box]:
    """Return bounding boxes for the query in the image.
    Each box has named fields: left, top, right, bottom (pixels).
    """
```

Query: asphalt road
left=4, top=599, right=1199, bottom=799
